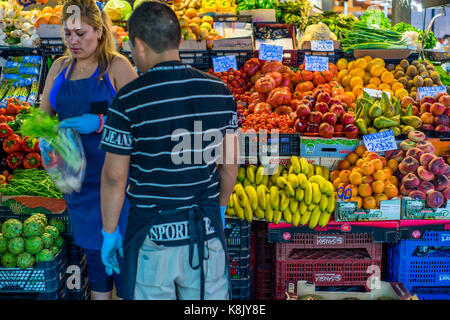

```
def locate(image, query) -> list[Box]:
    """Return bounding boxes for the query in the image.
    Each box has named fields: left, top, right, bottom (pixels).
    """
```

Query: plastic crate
left=274, top=248, right=382, bottom=300
left=179, top=51, right=211, bottom=70
left=225, top=218, right=251, bottom=251
left=253, top=221, right=274, bottom=267
left=0, top=276, right=67, bottom=300
left=230, top=278, right=251, bottom=300
left=210, top=50, right=254, bottom=69
left=412, top=287, right=450, bottom=300
left=0, top=243, right=68, bottom=294
left=0, top=206, right=72, bottom=237
left=275, top=233, right=383, bottom=261
left=255, top=266, right=274, bottom=300
left=228, top=249, right=250, bottom=280
left=387, top=231, right=450, bottom=292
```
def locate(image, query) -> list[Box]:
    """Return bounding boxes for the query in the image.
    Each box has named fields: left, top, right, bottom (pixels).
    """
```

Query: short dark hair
left=128, top=1, right=181, bottom=53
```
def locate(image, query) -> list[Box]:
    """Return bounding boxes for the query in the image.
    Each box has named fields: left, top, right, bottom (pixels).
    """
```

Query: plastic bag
left=104, top=0, right=132, bottom=21
left=39, top=128, right=86, bottom=194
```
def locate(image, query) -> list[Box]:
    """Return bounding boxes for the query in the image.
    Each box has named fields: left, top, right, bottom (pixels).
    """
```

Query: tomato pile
left=240, top=113, right=296, bottom=133
left=208, top=68, right=253, bottom=103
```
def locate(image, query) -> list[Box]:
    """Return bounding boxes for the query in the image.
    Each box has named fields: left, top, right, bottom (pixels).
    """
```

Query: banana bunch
left=226, top=156, right=336, bottom=228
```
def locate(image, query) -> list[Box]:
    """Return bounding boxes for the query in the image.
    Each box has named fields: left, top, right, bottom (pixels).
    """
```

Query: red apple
left=330, top=104, right=345, bottom=118
left=344, top=123, right=359, bottom=139
left=421, top=96, right=435, bottom=105
left=430, top=103, right=446, bottom=116
left=314, top=102, right=329, bottom=114
left=322, top=112, right=338, bottom=125
left=296, top=104, right=311, bottom=119
left=341, top=113, right=355, bottom=126
left=294, top=118, right=308, bottom=132
left=319, top=122, right=334, bottom=138
left=317, top=92, right=331, bottom=104
left=309, top=111, right=323, bottom=124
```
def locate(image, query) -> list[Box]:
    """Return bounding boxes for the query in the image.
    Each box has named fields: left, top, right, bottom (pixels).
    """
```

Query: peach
left=406, top=148, right=424, bottom=162
left=363, top=196, right=377, bottom=210
left=420, top=153, right=437, bottom=168
left=400, top=139, right=416, bottom=151
left=385, top=184, right=399, bottom=198
left=339, top=170, right=351, bottom=183
left=417, top=166, right=435, bottom=182
left=362, top=175, right=374, bottom=185
left=358, top=183, right=372, bottom=197
left=338, top=159, right=351, bottom=170
left=407, top=131, right=426, bottom=143
left=438, top=94, right=450, bottom=107
left=420, top=102, right=432, bottom=114
left=434, top=175, right=450, bottom=192
left=435, top=125, right=450, bottom=133
left=403, top=172, right=420, bottom=189
left=426, top=190, right=445, bottom=208
left=375, top=193, right=389, bottom=207
left=415, top=141, right=435, bottom=154
left=372, top=180, right=385, bottom=194
left=400, top=184, right=414, bottom=196
left=387, top=159, right=399, bottom=172
left=430, top=102, right=446, bottom=116
left=371, top=159, right=383, bottom=171
left=429, top=157, right=447, bottom=175
left=366, top=152, right=380, bottom=161
left=390, top=150, right=405, bottom=163
left=349, top=171, right=363, bottom=185
left=434, top=114, right=449, bottom=127
left=420, top=112, right=434, bottom=124
left=388, top=176, right=399, bottom=186
left=418, top=181, right=435, bottom=194
left=399, top=156, right=419, bottom=175
left=408, top=190, right=426, bottom=200
left=361, top=162, right=375, bottom=176
left=420, top=96, right=435, bottom=105
left=373, top=170, right=386, bottom=181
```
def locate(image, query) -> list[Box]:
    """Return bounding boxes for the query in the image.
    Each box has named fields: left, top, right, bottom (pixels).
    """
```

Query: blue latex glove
left=59, top=114, right=101, bottom=134
left=101, top=227, right=123, bottom=276
left=220, top=206, right=226, bottom=229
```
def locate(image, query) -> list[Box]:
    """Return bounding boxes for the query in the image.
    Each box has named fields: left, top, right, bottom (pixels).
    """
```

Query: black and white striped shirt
left=100, top=61, right=238, bottom=211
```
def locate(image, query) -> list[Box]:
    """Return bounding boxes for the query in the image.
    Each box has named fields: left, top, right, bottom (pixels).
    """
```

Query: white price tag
left=259, top=43, right=284, bottom=62
left=363, top=88, right=391, bottom=99
left=212, top=55, right=237, bottom=73
left=417, top=86, right=446, bottom=100
left=304, top=55, right=329, bottom=71
left=363, top=130, right=397, bottom=152
left=310, top=40, right=334, bottom=52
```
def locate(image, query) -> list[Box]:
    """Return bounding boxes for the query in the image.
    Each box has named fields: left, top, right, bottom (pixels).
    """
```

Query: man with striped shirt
left=99, top=2, right=238, bottom=300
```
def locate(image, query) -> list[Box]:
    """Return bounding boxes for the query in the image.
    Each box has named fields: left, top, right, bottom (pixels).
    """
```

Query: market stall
left=0, top=0, right=449, bottom=301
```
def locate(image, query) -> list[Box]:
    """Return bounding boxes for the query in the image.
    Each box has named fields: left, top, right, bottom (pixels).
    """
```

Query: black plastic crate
left=210, top=50, right=254, bottom=69
left=228, top=248, right=250, bottom=280
left=0, top=275, right=68, bottom=300
left=225, top=218, right=251, bottom=251
left=179, top=51, right=211, bottom=70
left=0, top=243, right=68, bottom=294
left=230, top=278, right=251, bottom=300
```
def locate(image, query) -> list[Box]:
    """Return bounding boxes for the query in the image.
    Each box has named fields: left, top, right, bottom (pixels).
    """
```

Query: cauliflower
left=401, top=30, right=422, bottom=50
left=299, top=22, right=337, bottom=47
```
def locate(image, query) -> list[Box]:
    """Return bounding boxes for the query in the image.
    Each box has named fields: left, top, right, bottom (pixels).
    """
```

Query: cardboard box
left=402, top=199, right=450, bottom=220
left=287, top=280, right=411, bottom=300
left=353, top=49, right=412, bottom=60
left=1, top=195, right=67, bottom=215
left=238, top=9, right=276, bottom=22
left=335, top=199, right=402, bottom=221
left=179, top=40, right=207, bottom=51
left=300, top=136, right=359, bottom=158
left=38, top=24, right=62, bottom=39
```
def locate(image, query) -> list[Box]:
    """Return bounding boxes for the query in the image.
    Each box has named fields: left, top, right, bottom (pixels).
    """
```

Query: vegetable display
left=392, top=22, right=437, bottom=50
left=275, top=0, right=312, bottom=31
left=0, top=168, right=61, bottom=198
left=306, top=11, right=357, bottom=39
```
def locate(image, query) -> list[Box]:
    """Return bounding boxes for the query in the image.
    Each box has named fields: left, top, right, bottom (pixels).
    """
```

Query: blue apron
left=52, top=61, right=129, bottom=250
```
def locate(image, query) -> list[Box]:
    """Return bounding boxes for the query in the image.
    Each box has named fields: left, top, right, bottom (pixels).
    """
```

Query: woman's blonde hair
left=60, top=0, right=117, bottom=78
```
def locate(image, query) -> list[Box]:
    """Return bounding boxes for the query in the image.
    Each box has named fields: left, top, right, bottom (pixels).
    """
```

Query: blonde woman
left=39, top=0, right=138, bottom=300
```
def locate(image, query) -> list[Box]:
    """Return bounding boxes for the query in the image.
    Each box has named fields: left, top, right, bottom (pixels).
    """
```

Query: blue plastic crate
left=412, top=287, right=450, bottom=300
left=387, top=231, right=450, bottom=292
left=230, top=278, right=250, bottom=300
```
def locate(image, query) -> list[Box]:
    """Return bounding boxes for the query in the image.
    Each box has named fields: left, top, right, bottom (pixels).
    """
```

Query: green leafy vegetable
left=392, top=22, right=437, bottom=49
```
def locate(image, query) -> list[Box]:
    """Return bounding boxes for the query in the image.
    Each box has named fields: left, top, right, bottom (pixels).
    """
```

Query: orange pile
left=35, top=5, right=62, bottom=28
left=330, top=145, right=399, bottom=210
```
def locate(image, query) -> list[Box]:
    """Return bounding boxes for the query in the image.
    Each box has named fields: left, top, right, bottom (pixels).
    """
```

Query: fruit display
left=331, top=144, right=399, bottom=210
left=298, top=22, right=337, bottom=48
left=226, top=156, right=335, bottom=228
left=417, top=92, right=450, bottom=134
left=385, top=131, right=450, bottom=208
left=178, top=9, right=222, bottom=45
left=199, top=0, right=237, bottom=14
left=172, top=0, right=201, bottom=18
left=354, top=91, right=422, bottom=136
left=103, top=0, right=132, bottom=21
left=0, top=213, right=65, bottom=268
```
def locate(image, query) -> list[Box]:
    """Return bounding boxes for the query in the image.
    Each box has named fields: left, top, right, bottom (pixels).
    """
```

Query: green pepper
left=7, top=120, right=19, bottom=132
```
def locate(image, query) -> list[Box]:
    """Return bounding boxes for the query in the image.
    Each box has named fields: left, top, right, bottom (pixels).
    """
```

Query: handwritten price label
left=363, top=130, right=397, bottom=152
left=417, top=86, right=446, bottom=100
left=310, top=40, right=334, bottom=52
left=259, top=43, right=284, bottom=62
left=363, top=88, right=391, bottom=99
left=304, top=55, right=329, bottom=71
left=212, top=55, right=237, bottom=73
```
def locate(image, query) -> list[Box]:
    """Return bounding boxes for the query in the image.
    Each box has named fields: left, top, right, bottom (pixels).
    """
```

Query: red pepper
left=22, top=136, right=40, bottom=153
left=6, top=103, right=19, bottom=116
left=0, top=109, right=6, bottom=116
left=0, top=115, right=6, bottom=123
left=6, top=152, right=23, bottom=170
left=3, top=134, right=22, bottom=154
left=23, top=152, right=41, bottom=169
left=0, top=123, right=13, bottom=138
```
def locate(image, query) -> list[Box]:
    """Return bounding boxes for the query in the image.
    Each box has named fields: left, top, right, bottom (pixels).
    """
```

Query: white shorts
left=134, top=236, right=229, bottom=300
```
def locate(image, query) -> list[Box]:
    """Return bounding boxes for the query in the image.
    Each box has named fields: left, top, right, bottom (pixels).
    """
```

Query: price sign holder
left=417, top=86, right=446, bottom=100
left=310, top=40, right=334, bottom=52
left=363, top=88, right=391, bottom=99
left=304, top=55, right=329, bottom=71
left=258, top=43, right=284, bottom=62
left=363, top=130, right=397, bottom=153
left=212, top=55, right=237, bottom=72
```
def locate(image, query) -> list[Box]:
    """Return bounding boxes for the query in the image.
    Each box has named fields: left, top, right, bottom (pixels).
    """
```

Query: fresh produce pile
left=417, top=92, right=450, bottom=134
left=331, top=144, right=399, bottom=210
left=0, top=168, right=62, bottom=198
left=178, top=10, right=222, bottom=47
left=0, top=213, right=65, bottom=269
left=237, top=0, right=279, bottom=15
left=306, top=11, right=357, bottom=39
left=226, top=156, right=335, bottom=228
left=392, top=22, right=437, bottom=50
left=200, top=0, right=237, bottom=14
left=298, top=22, right=337, bottom=48
left=275, top=0, right=312, bottom=31
left=385, top=131, right=449, bottom=209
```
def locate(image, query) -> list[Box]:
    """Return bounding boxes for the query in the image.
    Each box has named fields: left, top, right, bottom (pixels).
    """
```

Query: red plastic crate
left=274, top=248, right=382, bottom=300
left=275, top=233, right=383, bottom=261
left=255, top=266, right=275, bottom=300
left=253, top=221, right=274, bottom=267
